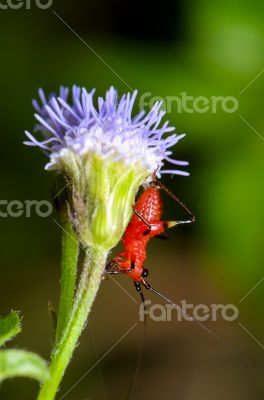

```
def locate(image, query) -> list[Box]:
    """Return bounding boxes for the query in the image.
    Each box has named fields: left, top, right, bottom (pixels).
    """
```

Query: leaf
left=0, top=311, right=22, bottom=347
left=0, top=350, right=49, bottom=382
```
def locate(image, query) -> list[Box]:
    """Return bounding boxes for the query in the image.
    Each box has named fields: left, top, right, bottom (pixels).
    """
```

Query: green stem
left=37, top=247, right=108, bottom=400
left=55, top=222, right=79, bottom=345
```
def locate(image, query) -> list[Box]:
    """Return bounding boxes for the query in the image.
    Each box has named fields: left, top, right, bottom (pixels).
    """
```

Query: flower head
left=25, top=86, right=189, bottom=176
left=25, top=86, right=189, bottom=250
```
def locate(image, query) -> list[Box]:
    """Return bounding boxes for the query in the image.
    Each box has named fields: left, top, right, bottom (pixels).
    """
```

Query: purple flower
left=24, top=86, right=189, bottom=176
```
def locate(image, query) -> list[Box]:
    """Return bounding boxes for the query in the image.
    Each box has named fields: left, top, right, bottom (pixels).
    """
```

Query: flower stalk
left=55, top=222, right=79, bottom=345
left=37, top=247, right=108, bottom=400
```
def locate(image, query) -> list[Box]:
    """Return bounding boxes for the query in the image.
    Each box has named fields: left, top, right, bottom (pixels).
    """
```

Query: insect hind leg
left=152, top=174, right=195, bottom=225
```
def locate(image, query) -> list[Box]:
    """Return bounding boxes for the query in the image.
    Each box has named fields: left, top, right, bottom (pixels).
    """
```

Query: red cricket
left=106, top=178, right=262, bottom=389
left=106, top=176, right=195, bottom=297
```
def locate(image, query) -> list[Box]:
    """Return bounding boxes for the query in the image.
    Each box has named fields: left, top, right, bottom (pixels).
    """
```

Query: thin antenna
left=127, top=289, right=147, bottom=400
left=147, top=284, right=264, bottom=377
left=90, top=324, right=108, bottom=400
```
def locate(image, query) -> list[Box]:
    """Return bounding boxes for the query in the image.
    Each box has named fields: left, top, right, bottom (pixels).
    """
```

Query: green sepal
left=57, top=152, right=149, bottom=250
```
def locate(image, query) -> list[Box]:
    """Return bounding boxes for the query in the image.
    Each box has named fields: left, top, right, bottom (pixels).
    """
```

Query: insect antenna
left=145, top=283, right=264, bottom=377
left=152, top=174, right=195, bottom=224
left=127, top=285, right=147, bottom=400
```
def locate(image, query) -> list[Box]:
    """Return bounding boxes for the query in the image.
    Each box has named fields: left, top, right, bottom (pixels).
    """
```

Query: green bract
left=59, top=152, right=147, bottom=250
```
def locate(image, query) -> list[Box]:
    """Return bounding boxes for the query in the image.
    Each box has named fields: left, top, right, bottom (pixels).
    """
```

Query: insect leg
left=105, top=251, right=128, bottom=272
left=134, top=208, right=152, bottom=235
left=134, top=281, right=147, bottom=326
left=152, top=174, right=195, bottom=224
left=155, top=232, right=168, bottom=240
left=105, top=260, right=115, bottom=272
left=135, top=208, right=168, bottom=237
left=106, top=261, right=136, bottom=274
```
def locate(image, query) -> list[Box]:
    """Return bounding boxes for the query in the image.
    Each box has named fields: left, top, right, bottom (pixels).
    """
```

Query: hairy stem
left=37, top=247, right=108, bottom=400
left=55, top=222, right=79, bottom=345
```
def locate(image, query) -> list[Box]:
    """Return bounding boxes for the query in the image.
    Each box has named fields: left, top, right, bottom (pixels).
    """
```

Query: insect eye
left=142, top=269, right=149, bottom=278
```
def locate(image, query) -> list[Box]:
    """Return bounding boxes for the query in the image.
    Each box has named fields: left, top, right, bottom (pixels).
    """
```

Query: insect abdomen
left=136, top=186, right=162, bottom=223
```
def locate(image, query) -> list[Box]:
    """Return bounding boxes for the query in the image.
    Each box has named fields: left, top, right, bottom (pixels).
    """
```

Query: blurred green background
left=0, top=0, right=264, bottom=399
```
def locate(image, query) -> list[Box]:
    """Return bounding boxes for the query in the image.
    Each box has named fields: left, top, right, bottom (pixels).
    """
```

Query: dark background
left=0, top=0, right=264, bottom=399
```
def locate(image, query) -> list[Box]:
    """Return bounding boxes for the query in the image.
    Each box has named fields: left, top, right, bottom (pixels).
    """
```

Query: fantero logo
left=0, top=200, right=53, bottom=218
left=139, top=300, right=239, bottom=322
left=0, top=0, right=53, bottom=9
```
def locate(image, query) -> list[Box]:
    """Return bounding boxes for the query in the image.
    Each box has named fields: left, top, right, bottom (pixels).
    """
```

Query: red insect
left=106, top=177, right=195, bottom=297
left=106, top=178, right=263, bottom=393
